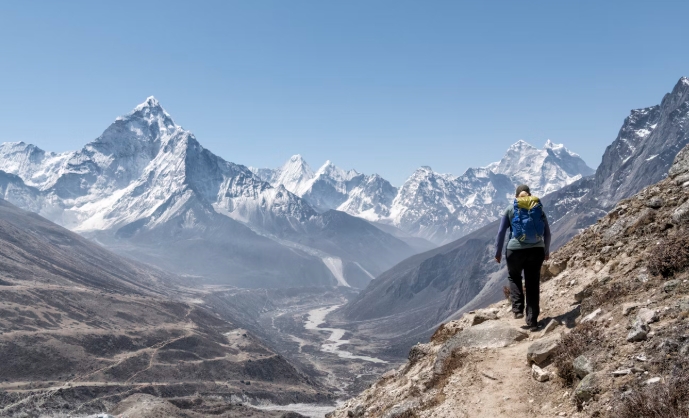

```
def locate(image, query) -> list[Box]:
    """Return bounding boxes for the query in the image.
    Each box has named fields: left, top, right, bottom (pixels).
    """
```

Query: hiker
left=494, top=184, right=551, bottom=331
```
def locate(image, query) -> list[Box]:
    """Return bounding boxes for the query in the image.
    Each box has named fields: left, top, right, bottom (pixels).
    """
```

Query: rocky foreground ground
left=328, top=144, right=689, bottom=418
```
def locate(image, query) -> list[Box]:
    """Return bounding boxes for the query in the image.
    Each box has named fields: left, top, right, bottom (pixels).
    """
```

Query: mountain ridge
left=256, top=140, right=594, bottom=245
left=0, top=98, right=416, bottom=289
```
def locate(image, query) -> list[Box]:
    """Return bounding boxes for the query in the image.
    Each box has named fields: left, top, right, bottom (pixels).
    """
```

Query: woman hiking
left=494, top=184, right=551, bottom=332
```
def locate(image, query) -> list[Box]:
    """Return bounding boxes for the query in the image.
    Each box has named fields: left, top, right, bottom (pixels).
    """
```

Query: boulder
left=672, top=200, right=689, bottom=225
left=471, top=309, right=499, bottom=325
left=612, top=368, right=632, bottom=377
left=532, top=364, right=550, bottom=382
left=627, top=322, right=650, bottom=342
left=408, top=343, right=432, bottom=364
left=346, top=405, right=365, bottom=417
left=547, top=259, right=568, bottom=277
left=541, top=319, right=560, bottom=336
left=678, top=297, right=689, bottom=312
left=573, top=355, right=593, bottom=379
left=527, top=338, right=560, bottom=365
left=669, top=144, right=689, bottom=178
left=582, top=308, right=602, bottom=323
left=383, top=400, right=419, bottom=418
left=622, top=303, right=640, bottom=316
left=646, top=197, right=664, bottom=209
left=663, top=280, right=680, bottom=293
left=434, top=322, right=528, bottom=376
left=575, top=372, right=602, bottom=402
left=636, top=308, right=658, bottom=324
left=448, top=321, right=528, bottom=349
left=574, top=287, right=593, bottom=303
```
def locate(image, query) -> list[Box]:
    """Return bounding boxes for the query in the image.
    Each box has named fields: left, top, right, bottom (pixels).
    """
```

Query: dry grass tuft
left=614, top=360, right=689, bottom=418
left=581, top=281, right=635, bottom=316
left=648, top=231, right=689, bottom=278
left=552, top=322, right=604, bottom=387
left=502, top=286, right=511, bottom=302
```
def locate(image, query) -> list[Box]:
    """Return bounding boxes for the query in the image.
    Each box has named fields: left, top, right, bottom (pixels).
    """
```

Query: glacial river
left=304, top=305, right=387, bottom=364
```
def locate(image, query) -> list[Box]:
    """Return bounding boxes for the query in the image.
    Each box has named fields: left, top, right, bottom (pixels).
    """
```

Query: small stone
left=634, top=354, right=648, bottom=362
left=646, top=197, right=664, bottom=209
left=481, top=371, right=498, bottom=380
left=627, top=322, right=649, bottom=342
left=574, top=287, right=593, bottom=303
left=573, top=355, right=594, bottom=378
left=575, top=372, right=601, bottom=402
left=582, top=308, right=602, bottom=323
left=598, top=275, right=613, bottom=285
left=471, top=309, right=499, bottom=325
left=671, top=200, right=689, bottom=224
left=381, top=369, right=397, bottom=380
left=612, top=368, right=632, bottom=376
left=408, top=343, right=431, bottom=363
left=532, top=364, right=550, bottom=382
left=622, top=303, right=640, bottom=316
left=527, top=338, right=560, bottom=365
left=663, top=280, right=680, bottom=293
left=541, top=319, right=560, bottom=336
left=636, top=308, right=659, bottom=325
left=645, top=377, right=661, bottom=385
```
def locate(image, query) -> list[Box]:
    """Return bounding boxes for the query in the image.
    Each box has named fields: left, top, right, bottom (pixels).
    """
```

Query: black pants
left=506, top=247, right=546, bottom=327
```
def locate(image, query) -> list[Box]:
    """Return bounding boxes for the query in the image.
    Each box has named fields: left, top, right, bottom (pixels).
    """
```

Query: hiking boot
left=527, top=324, right=539, bottom=332
left=514, top=312, right=524, bottom=319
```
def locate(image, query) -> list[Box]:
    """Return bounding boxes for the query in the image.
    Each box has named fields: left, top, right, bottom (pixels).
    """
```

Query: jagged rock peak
left=115, top=96, right=176, bottom=127
left=509, top=139, right=538, bottom=150
left=413, top=166, right=435, bottom=175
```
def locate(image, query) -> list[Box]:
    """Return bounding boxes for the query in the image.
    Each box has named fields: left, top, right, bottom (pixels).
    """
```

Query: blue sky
left=1, top=1, right=688, bottom=185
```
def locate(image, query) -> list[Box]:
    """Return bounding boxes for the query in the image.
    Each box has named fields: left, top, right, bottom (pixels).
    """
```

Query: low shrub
left=552, top=322, right=604, bottom=387
left=648, top=231, right=689, bottom=278
left=614, top=359, right=689, bottom=418
left=502, top=286, right=511, bottom=302
left=580, top=281, right=635, bottom=316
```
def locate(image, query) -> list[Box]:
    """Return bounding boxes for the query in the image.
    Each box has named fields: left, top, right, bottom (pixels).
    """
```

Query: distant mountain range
left=331, top=76, right=689, bottom=355
left=0, top=97, right=593, bottom=289
left=252, top=140, right=594, bottom=244
left=0, top=98, right=416, bottom=289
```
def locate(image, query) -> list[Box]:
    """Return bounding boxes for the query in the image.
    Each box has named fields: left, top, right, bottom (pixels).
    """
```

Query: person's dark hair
left=515, top=184, right=531, bottom=197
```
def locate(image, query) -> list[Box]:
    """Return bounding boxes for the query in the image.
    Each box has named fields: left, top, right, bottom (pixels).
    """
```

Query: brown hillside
left=328, top=144, right=689, bottom=418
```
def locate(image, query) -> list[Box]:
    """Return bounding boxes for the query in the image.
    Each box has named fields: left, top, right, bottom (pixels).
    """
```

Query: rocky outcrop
left=329, top=142, right=689, bottom=417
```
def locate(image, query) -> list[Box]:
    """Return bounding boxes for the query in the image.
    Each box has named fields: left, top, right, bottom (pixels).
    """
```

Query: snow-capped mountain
left=0, top=98, right=416, bottom=288
left=487, top=139, right=595, bottom=196
left=253, top=157, right=397, bottom=220
left=258, top=141, right=593, bottom=244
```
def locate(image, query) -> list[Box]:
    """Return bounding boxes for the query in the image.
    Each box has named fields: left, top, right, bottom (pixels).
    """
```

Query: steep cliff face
left=550, top=77, right=689, bottom=247
left=328, top=142, right=689, bottom=418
